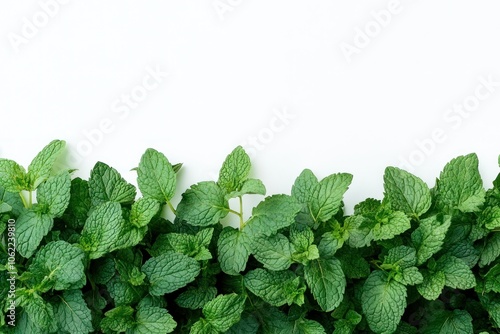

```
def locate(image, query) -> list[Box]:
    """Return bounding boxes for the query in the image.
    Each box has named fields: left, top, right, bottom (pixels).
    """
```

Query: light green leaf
left=37, top=171, right=71, bottom=217
left=361, top=270, right=407, bottom=334
left=16, top=209, right=53, bottom=258
left=383, top=167, right=431, bottom=217
left=218, top=146, right=251, bottom=193
left=106, top=275, right=147, bottom=306
left=54, top=290, right=93, bottom=334
left=130, top=197, right=160, bottom=228
left=217, top=227, right=252, bottom=275
left=394, top=267, right=423, bottom=286
left=137, top=148, right=176, bottom=202
left=479, top=206, right=500, bottom=229
left=101, top=306, right=135, bottom=333
left=304, top=257, right=346, bottom=312
left=80, top=202, right=124, bottom=259
left=383, top=246, right=417, bottom=269
left=20, top=293, right=55, bottom=331
left=252, top=233, right=293, bottom=271
left=29, top=241, right=86, bottom=291
left=27, top=139, right=65, bottom=190
left=435, top=153, right=485, bottom=213
left=190, top=319, right=219, bottom=334
left=479, top=233, right=500, bottom=267
left=177, top=181, right=229, bottom=226
left=244, top=195, right=302, bottom=237
left=436, top=255, right=476, bottom=290
left=372, top=210, right=411, bottom=241
left=412, top=215, right=452, bottom=266
left=128, top=306, right=177, bottom=334
left=483, top=263, right=500, bottom=293
left=417, top=270, right=445, bottom=300
left=142, top=251, right=200, bottom=296
left=424, top=309, right=473, bottom=334
left=478, top=293, right=500, bottom=328
left=201, top=293, right=246, bottom=332
left=0, top=159, right=27, bottom=192
left=244, top=269, right=305, bottom=307
left=310, top=173, right=352, bottom=223
left=291, top=169, right=318, bottom=204
left=89, top=162, right=136, bottom=206
left=225, top=178, right=266, bottom=199
left=176, top=286, right=217, bottom=310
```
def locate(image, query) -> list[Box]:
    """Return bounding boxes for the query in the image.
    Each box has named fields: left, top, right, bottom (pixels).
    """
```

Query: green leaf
left=291, top=169, right=318, bottom=204
left=227, top=313, right=260, bottom=334
left=435, top=153, right=485, bottom=213
left=190, top=319, right=219, bottom=334
left=177, top=181, right=229, bottom=226
left=417, top=270, right=446, bottom=300
left=361, top=270, right=407, bottom=334
left=151, top=229, right=213, bottom=260
left=130, top=197, right=160, bottom=228
left=64, top=178, right=91, bottom=229
left=142, top=251, right=200, bottom=296
left=27, top=139, right=65, bottom=190
left=424, top=309, right=473, bottom=334
left=478, top=293, right=500, bottom=328
left=106, top=275, right=147, bottom=306
left=29, top=241, right=86, bottom=291
left=218, top=146, right=251, bottom=193
left=436, top=255, right=476, bottom=290
left=251, top=233, right=293, bottom=271
left=383, top=246, right=417, bottom=269
left=16, top=209, right=53, bottom=258
left=101, top=306, right=135, bottom=333
left=79, top=202, right=124, bottom=259
left=176, top=286, right=217, bottom=310
left=244, top=195, right=302, bottom=237
left=412, top=215, right=452, bottom=265
left=89, top=162, right=137, bottom=206
left=225, top=178, right=266, bottom=199
left=217, top=227, right=252, bottom=275
left=310, top=173, right=352, bottom=223
left=372, top=210, right=411, bottom=241
left=336, top=247, right=370, bottom=279
left=479, top=206, right=500, bottom=229
left=0, top=159, right=27, bottom=192
left=37, top=171, right=71, bottom=217
left=244, top=269, right=305, bottom=307
left=128, top=306, right=177, bottom=334
left=54, top=290, right=93, bottom=334
left=384, top=167, right=432, bottom=217
left=479, top=233, right=500, bottom=267
left=137, top=148, right=176, bottom=202
left=394, top=267, right=423, bottom=286
left=304, top=257, right=346, bottom=312
left=201, top=293, right=246, bottom=332
left=483, top=263, right=500, bottom=293
left=19, top=293, right=55, bottom=331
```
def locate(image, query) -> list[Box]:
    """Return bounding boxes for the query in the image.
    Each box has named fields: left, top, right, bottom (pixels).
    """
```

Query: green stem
left=239, top=196, right=244, bottom=229
left=167, top=201, right=177, bottom=215
left=19, top=192, right=28, bottom=208
left=29, top=191, right=32, bottom=208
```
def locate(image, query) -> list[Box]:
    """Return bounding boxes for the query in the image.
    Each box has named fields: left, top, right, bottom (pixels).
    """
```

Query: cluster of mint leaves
left=0, top=140, right=499, bottom=334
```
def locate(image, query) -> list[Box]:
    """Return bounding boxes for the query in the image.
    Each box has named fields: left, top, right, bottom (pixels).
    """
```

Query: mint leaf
left=54, top=290, right=93, bottom=334
left=130, top=197, right=160, bottom=228
left=304, top=257, right=346, bottom=312
left=142, top=251, right=200, bottom=295
left=412, top=214, right=452, bottom=265
left=394, top=267, right=423, bottom=286
left=199, top=293, right=246, bottom=333
left=424, top=309, right=473, bottom=334
left=383, top=246, right=417, bottom=269
left=176, top=286, right=217, bottom=310
left=177, top=181, right=229, bottom=226
left=20, top=292, right=55, bottom=331
left=218, top=146, right=251, bottom=193
left=483, top=263, right=500, bottom=293
left=16, top=209, right=53, bottom=258
left=137, top=148, right=176, bottom=202
left=80, top=202, right=124, bottom=259
left=292, top=169, right=318, bottom=204
left=225, top=178, right=266, bottom=199
left=150, top=228, right=213, bottom=260
left=479, top=206, right=500, bottom=229
left=101, top=306, right=135, bottom=333
left=384, top=167, right=431, bottom=217
left=372, top=210, right=411, bottom=241
left=37, top=171, right=71, bottom=217
left=251, top=233, right=293, bottom=271
left=244, top=195, right=302, bottom=237
left=29, top=241, right=86, bottom=291
left=244, top=269, right=305, bottom=307
left=479, top=233, right=500, bottom=267
left=436, top=255, right=476, bottom=290
left=227, top=313, right=259, bottom=334
left=217, top=227, right=252, bottom=275
left=89, top=162, right=136, bottom=206
left=27, top=139, right=65, bottom=190
left=435, top=153, right=485, bottom=213
left=417, top=270, right=446, bottom=300
left=64, top=178, right=91, bottom=229
left=362, top=270, right=407, bottom=334
left=129, top=305, right=177, bottom=334
left=310, top=173, right=352, bottom=223
left=0, top=158, right=27, bottom=192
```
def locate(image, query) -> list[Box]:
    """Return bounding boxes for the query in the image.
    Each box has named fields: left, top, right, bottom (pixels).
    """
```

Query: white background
left=1, top=1, right=500, bottom=214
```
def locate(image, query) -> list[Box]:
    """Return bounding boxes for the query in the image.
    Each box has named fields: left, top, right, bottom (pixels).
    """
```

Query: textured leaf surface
left=137, top=148, right=176, bottom=202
